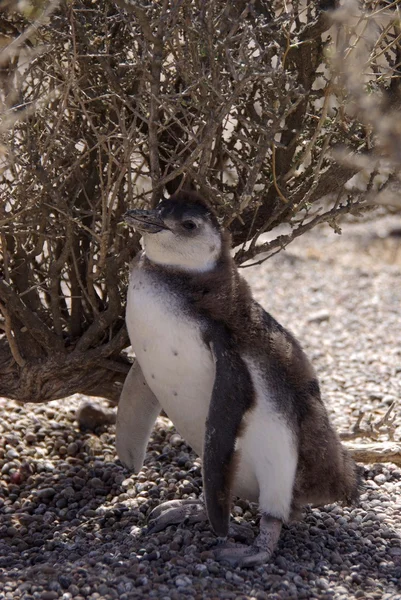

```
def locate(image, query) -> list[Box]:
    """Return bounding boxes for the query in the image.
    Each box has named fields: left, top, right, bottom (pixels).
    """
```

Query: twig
left=237, top=199, right=370, bottom=265
left=271, top=142, right=288, bottom=204
left=0, top=301, right=26, bottom=366
left=0, top=280, right=64, bottom=353
left=339, top=402, right=398, bottom=442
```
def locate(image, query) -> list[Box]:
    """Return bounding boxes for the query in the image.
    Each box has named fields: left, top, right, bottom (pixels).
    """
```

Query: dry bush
left=0, top=0, right=400, bottom=403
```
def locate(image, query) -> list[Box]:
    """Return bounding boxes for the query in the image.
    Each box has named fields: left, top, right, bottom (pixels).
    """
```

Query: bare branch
left=340, top=403, right=398, bottom=442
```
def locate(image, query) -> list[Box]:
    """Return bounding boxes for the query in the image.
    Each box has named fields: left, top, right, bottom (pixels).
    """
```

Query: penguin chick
left=117, top=191, right=361, bottom=567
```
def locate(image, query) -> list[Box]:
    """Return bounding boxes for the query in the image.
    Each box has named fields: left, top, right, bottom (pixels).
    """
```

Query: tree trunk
left=0, top=337, right=129, bottom=404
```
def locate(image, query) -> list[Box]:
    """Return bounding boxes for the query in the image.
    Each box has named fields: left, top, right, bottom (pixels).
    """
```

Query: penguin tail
left=339, top=445, right=364, bottom=505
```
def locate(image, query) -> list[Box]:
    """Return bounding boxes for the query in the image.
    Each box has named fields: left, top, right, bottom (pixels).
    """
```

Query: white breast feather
left=126, top=268, right=215, bottom=456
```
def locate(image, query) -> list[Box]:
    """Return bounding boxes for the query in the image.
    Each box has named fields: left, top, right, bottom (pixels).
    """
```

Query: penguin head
left=125, top=192, right=223, bottom=272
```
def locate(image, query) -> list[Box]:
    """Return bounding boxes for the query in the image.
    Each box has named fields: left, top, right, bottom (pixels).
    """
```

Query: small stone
left=140, top=551, right=160, bottom=561
left=307, top=309, right=330, bottom=324
left=122, top=478, right=134, bottom=489
left=130, top=526, right=142, bottom=537
left=170, top=434, right=183, bottom=446
left=316, top=578, right=330, bottom=590
left=275, top=556, right=288, bottom=569
left=6, top=448, right=19, bottom=460
left=76, top=402, right=116, bottom=431
left=1, top=462, right=15, bottom=474
left=41, top=592, right=58, bottom=600
left=68, top=584, right=80, bottom=595
left=89, top=477, right=103, bottom=488
left=10, top=471, right=22, bottom=485
left=61, top=486, right=75, bottom=499
left=58, top=575, right=71, bottom=590
left=193, top=564, right=208, bottom=575
left=175, top=576, right=192, bottom=587
left=351, top=573, right=363, bottom=584
left=67, top=442, right=79, bottom=456
left=37, top=487, right=56, bottom=500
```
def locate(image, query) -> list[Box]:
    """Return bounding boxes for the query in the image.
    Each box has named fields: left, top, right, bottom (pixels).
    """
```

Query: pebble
left=67, top=442, right=79, bottom=456
left=307, top=309, right=330, bottom=323
left=193, top=564, right=208, bottom=575
left=76, top=402, right=116, bottom=430
left=41, top=592, right=59, bottom=600
left=6, top=449, right=19, bottom=460
left=37, top=487, right=56, bottom=500
left=175, top=576, right=192, bottom=587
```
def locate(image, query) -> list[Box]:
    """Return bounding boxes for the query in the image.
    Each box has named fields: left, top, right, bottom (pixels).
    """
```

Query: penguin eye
left=182, top=220, right=197, bottom=231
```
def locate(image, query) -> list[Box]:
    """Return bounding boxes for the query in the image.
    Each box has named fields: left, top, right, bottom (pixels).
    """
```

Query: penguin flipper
left=116, top=360, right=161, bottom=472
left=204, top=329, right=253, bottom=537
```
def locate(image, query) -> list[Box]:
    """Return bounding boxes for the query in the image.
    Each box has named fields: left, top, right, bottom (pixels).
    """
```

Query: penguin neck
left=142, top=248, right=219, bottom=274
left=142, top=230, right=231, bottom=275
left=141, top=249, right=228, bottom=278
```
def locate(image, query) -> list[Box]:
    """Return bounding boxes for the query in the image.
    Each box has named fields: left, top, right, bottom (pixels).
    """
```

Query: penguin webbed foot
left=147, top=499, right=207, bottom=534
left=213, top=514, right=282, bottom=568
left=146, top=499, right=254, bottom=544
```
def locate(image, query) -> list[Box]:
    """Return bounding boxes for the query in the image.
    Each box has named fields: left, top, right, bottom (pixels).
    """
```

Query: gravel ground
left=1, top=214, right=400, bottom=600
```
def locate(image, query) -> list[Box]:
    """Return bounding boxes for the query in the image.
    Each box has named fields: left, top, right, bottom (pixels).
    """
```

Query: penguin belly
left=126, top=269, right=214, bottom=457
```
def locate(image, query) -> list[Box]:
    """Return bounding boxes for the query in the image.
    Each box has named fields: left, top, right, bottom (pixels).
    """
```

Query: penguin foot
left=147, top=499, right=207, bottom=533
left=213, top=515, right=282, bottom=567
left=146, top=500, right=254, bottom=544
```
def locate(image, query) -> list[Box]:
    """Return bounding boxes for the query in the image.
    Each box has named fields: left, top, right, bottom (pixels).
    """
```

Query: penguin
left=116, top=190, right=361, bottom=567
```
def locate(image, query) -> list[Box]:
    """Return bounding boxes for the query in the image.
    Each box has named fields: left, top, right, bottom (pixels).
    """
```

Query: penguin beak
left=124, top=209, right=169, bottom=234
